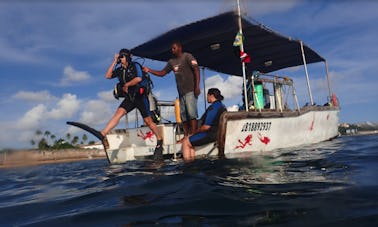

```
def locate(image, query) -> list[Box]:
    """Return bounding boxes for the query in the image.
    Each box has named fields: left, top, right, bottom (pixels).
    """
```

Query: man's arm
left=187, top=53, right=201, bottom=97
left=143, top=66, right=167, bottom=77
left=193, top=66, right=200, bottom=97
left=105, top=54, right=119, bottom=79
left=122, top=77, right=142, bottom=93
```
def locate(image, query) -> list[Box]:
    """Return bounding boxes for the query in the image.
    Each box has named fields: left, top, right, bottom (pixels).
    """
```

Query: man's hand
left=142, top=66, right=149, bottom=73
left=114, top=53, right=119, bottom=62
left=123, top=84, right=129, bottom=93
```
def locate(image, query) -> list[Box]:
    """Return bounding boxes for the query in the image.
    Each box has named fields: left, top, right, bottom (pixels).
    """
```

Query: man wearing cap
left=101, top=49, right=164, bottom=160
left=181, top=88, right=226, bottom=161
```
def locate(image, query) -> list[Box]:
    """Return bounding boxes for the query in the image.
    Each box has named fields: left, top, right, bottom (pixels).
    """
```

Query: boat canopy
left=131, top=11, right=325, bottom=76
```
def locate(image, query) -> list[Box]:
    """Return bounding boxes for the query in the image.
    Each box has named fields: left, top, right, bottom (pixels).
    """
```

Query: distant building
left=80, top=142, right=103, bottom=150
left=345, top=128, right=358, bottom=135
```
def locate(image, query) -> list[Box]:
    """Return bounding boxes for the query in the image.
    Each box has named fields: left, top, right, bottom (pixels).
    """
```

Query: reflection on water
left=220, top=139, right=348, bottom=187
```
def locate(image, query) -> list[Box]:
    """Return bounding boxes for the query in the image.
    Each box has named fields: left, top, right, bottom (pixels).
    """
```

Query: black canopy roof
left=131, top=11, right=325, bottom=76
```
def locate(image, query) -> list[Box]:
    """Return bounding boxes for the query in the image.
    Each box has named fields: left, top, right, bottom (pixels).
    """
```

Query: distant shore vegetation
left=27, top=130, right=96, bottom=150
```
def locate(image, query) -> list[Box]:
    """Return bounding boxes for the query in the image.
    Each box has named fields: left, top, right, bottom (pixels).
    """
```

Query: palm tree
left=71, top=136, right=79, bottom=146
left=50, top=134, right=56, bottom=146
left=44, top=130, right=51, bottom=138
left=30, top=139, right=35, bottom=148
left=44, top=131, right=51, bottom=145
left=35, top=130, right=42, bottom=139
left=66, top=133, right=71, bottom=142
left=82, top=134, right=88, bottom=144
left=38, top=138, right=49, bottom=150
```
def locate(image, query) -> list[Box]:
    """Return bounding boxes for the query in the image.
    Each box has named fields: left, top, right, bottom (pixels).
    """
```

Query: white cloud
left=79, top=99, right=113, bottom=125
left=97, top=90, right=114, bottom=102
left=13, top=90, right=56, bottom=102
left=17, top=104, right=47, bottom=130
left=10, top=92, right=117, bottom=148
left=16, top=93, right=80, bottom=130
left=59, top=65, right=91, bottom=86
left=205, top=74, right=243, bottom=99
left=47, top=93, right=80, bottom=119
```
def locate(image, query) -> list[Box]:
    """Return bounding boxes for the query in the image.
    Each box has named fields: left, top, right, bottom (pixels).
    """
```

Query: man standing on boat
left=181, top=88, right=226, bottom=161
left=101, top=49, right=164, bottom=160
left=143, top=41, right=200, bottom=139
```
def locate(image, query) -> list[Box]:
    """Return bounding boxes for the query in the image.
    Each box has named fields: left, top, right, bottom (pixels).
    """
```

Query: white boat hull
left=222, top=108, right=339, bottom=155
left=105, top=107, right=339, bottom=164
left=105, top=124, right=182, bottom=164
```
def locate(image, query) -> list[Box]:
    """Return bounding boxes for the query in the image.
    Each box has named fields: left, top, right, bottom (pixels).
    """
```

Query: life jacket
left=113, top=61, right=154, bottom=99
left=134, top=61, right=154, bottom=96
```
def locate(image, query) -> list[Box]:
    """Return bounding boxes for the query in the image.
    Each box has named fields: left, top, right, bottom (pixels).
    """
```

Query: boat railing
left=249, top=73, right=301, bottom=113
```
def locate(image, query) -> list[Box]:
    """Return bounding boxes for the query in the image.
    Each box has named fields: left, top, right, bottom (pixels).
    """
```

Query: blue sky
left=1, top=0, right=377, bottom=149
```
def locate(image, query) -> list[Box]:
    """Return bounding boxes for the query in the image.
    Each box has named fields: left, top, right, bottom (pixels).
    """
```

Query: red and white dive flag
left=240, top=51, right=251, bottom=63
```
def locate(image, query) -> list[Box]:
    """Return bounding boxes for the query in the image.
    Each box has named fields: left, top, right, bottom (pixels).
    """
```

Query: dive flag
left=240, top=51, right=251, bottom=63
left=233, top=32, right=243, bottom=47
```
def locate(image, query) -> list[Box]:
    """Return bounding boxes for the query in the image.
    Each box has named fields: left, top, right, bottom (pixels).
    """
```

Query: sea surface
left=0, top=134, right=377, bottom=227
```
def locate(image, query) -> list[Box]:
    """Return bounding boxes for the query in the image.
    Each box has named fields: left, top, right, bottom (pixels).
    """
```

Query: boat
left=68, top=9, right=339, bottom=164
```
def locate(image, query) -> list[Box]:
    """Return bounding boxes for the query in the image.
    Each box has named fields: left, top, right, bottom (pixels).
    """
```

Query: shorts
left=119, top=94, right=150, bottom=118
left=179, top=91, right=198, bottom=122
left=189, top=131, right=217, bottom=146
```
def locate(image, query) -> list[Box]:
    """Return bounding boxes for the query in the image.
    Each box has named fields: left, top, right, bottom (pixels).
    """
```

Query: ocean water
left=0, top=134, right=377, bottom=227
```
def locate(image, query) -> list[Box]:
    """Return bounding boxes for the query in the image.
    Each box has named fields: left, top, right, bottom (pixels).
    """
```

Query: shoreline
left=0, top=149, right=107, bottom=169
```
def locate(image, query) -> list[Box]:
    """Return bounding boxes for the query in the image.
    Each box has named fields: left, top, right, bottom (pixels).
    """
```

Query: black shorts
left=119, top=94, right=151, bottom=118
left=189, top=131, right=217, bottom=147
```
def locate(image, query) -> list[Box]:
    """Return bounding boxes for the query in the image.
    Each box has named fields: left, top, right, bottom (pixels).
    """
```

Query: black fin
left=66, top=121, right=104, bottom=140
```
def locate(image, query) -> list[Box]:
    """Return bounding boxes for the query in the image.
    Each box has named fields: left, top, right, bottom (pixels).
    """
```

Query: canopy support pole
left=202, top=66, right=207, bottom=109
left=324, top=60, right=332, bottom=100
left=300, top=40, right=314, bottom=105
left=237, top=0, right=249, bottom=111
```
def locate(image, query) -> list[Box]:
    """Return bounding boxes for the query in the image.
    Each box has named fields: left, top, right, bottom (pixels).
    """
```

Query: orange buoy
left=174, top=98, right=182, bottom=123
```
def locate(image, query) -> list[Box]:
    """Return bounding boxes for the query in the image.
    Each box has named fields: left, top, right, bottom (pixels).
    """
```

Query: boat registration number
left=241, top=121, right=272, bottom=132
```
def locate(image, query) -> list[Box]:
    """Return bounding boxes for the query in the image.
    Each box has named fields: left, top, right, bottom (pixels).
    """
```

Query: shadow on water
left=1, top=135, right=378, bottom=226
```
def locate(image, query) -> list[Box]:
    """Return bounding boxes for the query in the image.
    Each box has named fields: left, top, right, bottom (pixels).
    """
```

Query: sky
left=1, top=0, right=377, bottom=149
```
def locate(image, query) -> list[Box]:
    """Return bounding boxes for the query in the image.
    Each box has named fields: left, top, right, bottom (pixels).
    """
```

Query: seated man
left=181, top=88, right=226, bottom=161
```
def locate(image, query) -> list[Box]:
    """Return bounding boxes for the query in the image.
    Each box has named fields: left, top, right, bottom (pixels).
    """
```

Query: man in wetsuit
left=101, top=49, right=164, bottom=160
left=181, top=88, right=226, bottom=161
left=143, top=41, right=200, bottom=139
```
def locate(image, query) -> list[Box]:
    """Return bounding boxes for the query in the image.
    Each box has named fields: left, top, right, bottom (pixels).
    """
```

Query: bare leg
left=182, top=121, right=189, bottom=136
left=143, top=116, right=162, bottom=141
left=181, top=136, right=191, bottom=161
left=177, top=122, right=189, bottom=144
left=182, top=137, right=195, bottom=162
left=189, top=119, right=198, bottom=134
left=101, top=108, right=126, bottom=136
left=189, top=147, right=195, bottom=161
